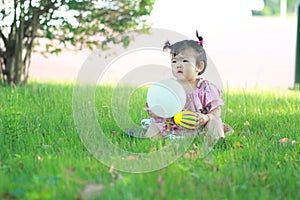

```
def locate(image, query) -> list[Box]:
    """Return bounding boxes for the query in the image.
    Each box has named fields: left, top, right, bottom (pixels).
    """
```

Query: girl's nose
left=177, top=63, right=182, bottom=68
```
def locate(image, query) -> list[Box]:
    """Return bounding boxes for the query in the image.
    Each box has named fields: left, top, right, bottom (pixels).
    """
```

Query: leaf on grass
left=157, top=174, right=165, bottom=187
left=237, top=131, right=243, bottom=135
left=183, top=150, right=198, bottom=160
left=41, top=144, right=52, bottom=149
left=233, top=142, right=244, bottom=149
left=67, top=167, right=75, bottom=173
left=109, top=164, right=117, bottom=180
left=203, top=158, right=219, bottom=172
left=110, top=130, right=117, bottom=136
left=18, top=162, right=24, bottom=169
left=244, top=121, right=250, bottom=126
left=57, top=137, right=63, bottom=143
left=34, top=155, right=44, bottom=161
left=258, top=172, right=268, bottom=182
left=1, top=192, right=17, bottom=200
left=109, top=164, right=115, bottom=174
left=192, top=143, right=198, bottom=151
left=157, top=174, right=166, bottom=197
left=109, top=165, right=124, bottom=181
left=127, top=155, right=139, bottom=160
left=78, top=183, right=105, bottom=200
left=227, top=108, right=233, bottom=113
left=278, top=137, right=297, bottom=145
left=278, top=137, right=289, bottom=144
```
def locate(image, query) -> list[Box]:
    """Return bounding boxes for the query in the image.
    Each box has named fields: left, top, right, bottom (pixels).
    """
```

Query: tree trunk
left=1, top=0, right=36, bottom=85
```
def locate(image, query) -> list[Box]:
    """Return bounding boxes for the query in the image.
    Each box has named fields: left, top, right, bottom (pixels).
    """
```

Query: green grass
left=0, top=82, right=299, bottom=200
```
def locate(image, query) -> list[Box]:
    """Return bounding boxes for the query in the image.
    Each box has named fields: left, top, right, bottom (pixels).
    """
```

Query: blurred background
left=29, top=0, right=298, bottom=88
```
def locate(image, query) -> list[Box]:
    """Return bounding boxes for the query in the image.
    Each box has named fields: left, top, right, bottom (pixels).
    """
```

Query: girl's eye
left=183, top=59, right=188, bottom=62
left=172, top=60, right=177, bottom=63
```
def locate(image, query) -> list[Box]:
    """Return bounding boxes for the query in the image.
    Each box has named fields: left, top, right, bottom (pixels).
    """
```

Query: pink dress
left=145, top=78, right=224, bottom=137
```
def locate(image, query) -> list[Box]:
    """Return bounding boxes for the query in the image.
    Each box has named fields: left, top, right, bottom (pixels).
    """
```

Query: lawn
left=0, top=82, right=299, bottom=200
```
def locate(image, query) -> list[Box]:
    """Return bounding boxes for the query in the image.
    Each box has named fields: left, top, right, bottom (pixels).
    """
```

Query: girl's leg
left=204, top=117, right=224, bottom=147
left=145, top=123, right=162, bottom=139
left=207, top=117, right=224, bottom=139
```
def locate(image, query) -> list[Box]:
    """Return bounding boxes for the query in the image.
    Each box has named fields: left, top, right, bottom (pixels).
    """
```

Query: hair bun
left=163, top=40, right=172, bottom=52
left=196, top=30, right=203, bottom=46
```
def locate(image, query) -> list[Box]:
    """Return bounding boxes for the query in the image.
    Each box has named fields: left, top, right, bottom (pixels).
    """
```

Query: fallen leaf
left=227, top=108, right=233, bottom=113
left=278, top=138, right=297, bottom=145
left=157, top=174, right=165, bottom=187
left=184, top=150, right=198, bottom=160
left=192, top=143, right=198, bottom=151
left=109, top=164, right=115, bottom=176
left=41, top=144, right=52, bottom=149
left=34, top=155, right=44, bottom=161
left=110, top=130, right=117, bottom=136
left=157, top=174, right=166, bottom=198
left=224, top=123, right=234, bottom=135
left=244, top=121, right=250, bottom=126
left=127, top=155, right=138, bottom=160
left=237, top=131, right=243, bottom=135
left=78, top=183, right=105, bottom=200
left=109, top=164, right=123, bottom=181
left=233, top=142, right=243, bottom=149
left=1, top=192, right=17, bottom=200
left=278, top=137, right=289, bottom=144
left=67, top=167, right=75, bottom=173
left=57, top=137, right=63, bottom=143
left=18, top=162, right=24, bottom=169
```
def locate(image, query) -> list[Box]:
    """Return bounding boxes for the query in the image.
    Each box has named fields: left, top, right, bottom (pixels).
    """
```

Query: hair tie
left=196, top=30, right=203, bottom=46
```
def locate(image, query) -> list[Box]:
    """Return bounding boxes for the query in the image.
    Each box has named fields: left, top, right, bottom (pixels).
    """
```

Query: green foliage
left=0, top=82, right=299, bottom=199
left=287, top=0, right=299, bottom=13
left=0, top=0, right=155, bottom=84
left=252, top=0, right=298, bottom=16
left=1, top=0, right=154, bottom=51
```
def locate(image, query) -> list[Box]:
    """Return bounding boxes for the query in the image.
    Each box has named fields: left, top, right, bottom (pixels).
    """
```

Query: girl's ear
left=197, top=60, right=205, bottom=72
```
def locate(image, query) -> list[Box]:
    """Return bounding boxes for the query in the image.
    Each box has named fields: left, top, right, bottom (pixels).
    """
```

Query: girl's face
left=171, top=50, right=204, bottom=82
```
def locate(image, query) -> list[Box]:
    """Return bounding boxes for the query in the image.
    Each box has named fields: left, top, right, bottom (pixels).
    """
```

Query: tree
left=0, top=0, right=155, bottom=85
left=252, top=0, right=298, bottom=16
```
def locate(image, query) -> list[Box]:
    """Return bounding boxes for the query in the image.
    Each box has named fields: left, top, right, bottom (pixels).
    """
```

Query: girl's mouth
left=177, top=70, right=183, bottom=74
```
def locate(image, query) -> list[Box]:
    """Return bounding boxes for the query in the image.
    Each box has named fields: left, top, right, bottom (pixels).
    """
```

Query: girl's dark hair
left=163, top=31, right=207, bottom=75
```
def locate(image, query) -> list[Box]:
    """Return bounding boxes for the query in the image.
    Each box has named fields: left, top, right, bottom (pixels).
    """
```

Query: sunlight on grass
left=0, top=82, right=299, bottom=199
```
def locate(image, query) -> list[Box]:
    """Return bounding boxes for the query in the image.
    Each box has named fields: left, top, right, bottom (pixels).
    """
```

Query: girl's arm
left=196, top=106, right=221, bottom=127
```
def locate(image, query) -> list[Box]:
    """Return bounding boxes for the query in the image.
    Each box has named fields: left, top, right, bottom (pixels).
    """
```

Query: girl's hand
left=196, top=113, right=210, bottom=127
